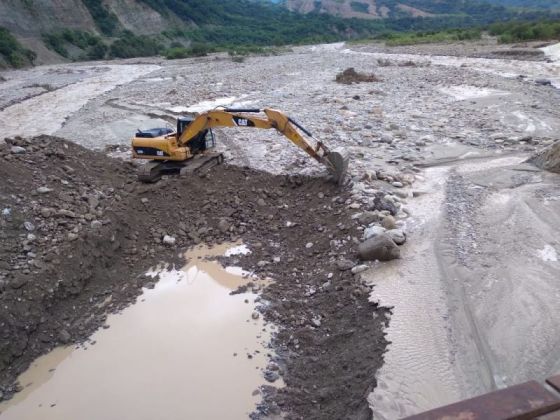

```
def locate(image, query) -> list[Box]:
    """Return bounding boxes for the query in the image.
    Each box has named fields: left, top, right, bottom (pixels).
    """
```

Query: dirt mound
left=0, top=135, right=387, bottom=419
left=335, top=67, right=380, bottom=84
left=527, top=140, right=560, bottom=173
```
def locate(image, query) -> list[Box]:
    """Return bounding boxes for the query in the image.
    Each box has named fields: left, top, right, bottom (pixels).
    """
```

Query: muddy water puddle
left=0, top=243, right=276, bottom=420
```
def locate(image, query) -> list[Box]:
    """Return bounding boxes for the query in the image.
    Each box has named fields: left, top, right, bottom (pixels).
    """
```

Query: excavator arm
left=178, top=108, right=348, bottom=183
left=132, top=107, right=348, bottom=184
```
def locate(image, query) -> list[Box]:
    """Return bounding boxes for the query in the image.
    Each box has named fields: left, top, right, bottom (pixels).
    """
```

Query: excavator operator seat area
left=135, top=127, right=173, bottom=138
left=177, top=115, right=215, bottom=153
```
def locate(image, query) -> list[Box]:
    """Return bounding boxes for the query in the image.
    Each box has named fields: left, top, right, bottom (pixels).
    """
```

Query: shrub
left=0, top=27, right=36, bottom=68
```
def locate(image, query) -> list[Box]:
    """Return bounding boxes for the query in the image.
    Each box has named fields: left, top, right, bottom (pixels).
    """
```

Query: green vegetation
left=0, top=27, right=36, bottom=68
left=109, top=31, right=162, bottom=58
left=43, top=29, right=106, bottom=59
left=82, top=0, right=120, bottom=35
left=382, top=28, right=482, bottom=46
left=350, top=2, right=370, bottom=14
left=489, top=20, right=560, bottom=43
left=164, top=43, right=215, bottom=59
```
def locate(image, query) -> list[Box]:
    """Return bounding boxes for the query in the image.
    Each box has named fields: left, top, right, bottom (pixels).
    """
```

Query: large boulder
left=358, top=234, right=400, bottom=261
left=527, top=141, right=560, bottom=173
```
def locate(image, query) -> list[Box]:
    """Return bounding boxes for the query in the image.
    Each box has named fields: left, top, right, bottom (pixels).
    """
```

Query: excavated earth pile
left=0, top=135, right=388, bottom=419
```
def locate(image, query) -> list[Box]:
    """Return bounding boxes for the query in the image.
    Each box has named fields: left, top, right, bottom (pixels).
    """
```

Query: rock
left=26, top=233, right=36, bottom=241
left=363, top=225, right=386, bottom=240
left=535, top=79, right=552, bottom=86
left=527, top=140, right=560, bottom=173
left=162, top=235, right=176, bottom=245
left=91, top=220, right=102, bottom=229
left=36, top=186, right=52, bottom=194
left=380, top=133, right=393, bottom=144
left=251, top=311, right=260, bottom=320
left=381, top=215, right=396, bottom=229
left=264, top=370, right=280, bottom=383
left=305, top=242, right=313, bottom=249
left=10, top=146, right=26, bottom=154
left=23, top=221, right=35, bottom=231
left=40, top=207, right=52, bottom=217
left=140, top=198, right=149, bottom=204
left=358, top=234, right=400, bottom=261
left=257, top=198, right=266, bottom=206
left=392, top=181, right=404, bottom=188
left=358, top=211, right=379, bottom=225
left=386, top=229, right=406, bottom=245
left=67, top=233, right=79, bottom=242
left=10, top=275, right=28, bottom=289
left=336, top=258, right=355, bottom=271
left=58, top=329, right=71, bottom=344
left=257, top=260, right=268, bottom=267
left=218, top=218, right=230, bottom=233
left=351, top=264, right=369, bottom=274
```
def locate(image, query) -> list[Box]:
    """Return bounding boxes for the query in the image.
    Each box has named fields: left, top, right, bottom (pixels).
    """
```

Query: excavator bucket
left=325, top=148, right=349, bottom=185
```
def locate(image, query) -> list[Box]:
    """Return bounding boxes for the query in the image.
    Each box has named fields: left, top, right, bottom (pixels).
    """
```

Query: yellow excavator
left=131, top=107, right=349, bottom=184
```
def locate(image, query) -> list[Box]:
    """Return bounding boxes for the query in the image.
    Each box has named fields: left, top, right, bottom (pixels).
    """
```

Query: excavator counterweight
left=131, top=107, right=349, bottom=184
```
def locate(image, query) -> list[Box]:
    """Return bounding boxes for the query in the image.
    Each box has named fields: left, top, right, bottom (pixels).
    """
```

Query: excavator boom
left=131, top=107, right=349, bottom=184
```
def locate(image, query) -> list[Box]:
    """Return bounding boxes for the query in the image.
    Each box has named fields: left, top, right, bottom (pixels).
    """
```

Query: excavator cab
left=177, top=116, right=215, bottom=153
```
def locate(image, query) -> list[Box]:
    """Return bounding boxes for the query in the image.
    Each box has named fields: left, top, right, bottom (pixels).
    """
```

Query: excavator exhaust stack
left=325, top=148, right=350, bottom=185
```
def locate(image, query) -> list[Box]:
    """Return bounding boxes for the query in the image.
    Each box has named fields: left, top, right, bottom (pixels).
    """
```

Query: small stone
left=264, top=370, right=280, bottom=383
left=351, top=264, right=369, bottom=274
left=140, top=198, right=149, bottom=204
left=58, top=329, right=71, bottom=344
left=24, top=221, right=35, bottom=231
left=535, top=78, right=552, bottom=86
left=67, top=233, right=79, bottom=242
left=40, top=207, right=52, bottom=217
left=27, top=233, right=36, bottom=241
left=257, top=260, right=268, bottom=267
left=358, top=234, right=400, bottom=261
left=251, top=311, right=260, bottom=320
left=317, top=192, right=325, bottom=199
left=257, top=198, right=266, bottom=206
left=363, top=225, right=386, bottom=240
left=162, top=235, right=176, bottom=245
left=358, top=211, right=379, bottom=225
left=336, top=258, right=355, bottom=271
left=386, top=228, right=406, bottom=245
left=305, top=242, right=313, bottom=249
left=381, top=215, right=396, bottom=229
left=36, top=186, right=52, bottom=194
left=391, top=181, right=404, bottom=188
left=91, top=220, right=102, bottom=229
left=380, top=133, right=393, bottom=144
left=218, top=218, right=230, bottom=233
left=273, top=256, right=281, bottom=263
left=10, top=146, right=26, bottom=154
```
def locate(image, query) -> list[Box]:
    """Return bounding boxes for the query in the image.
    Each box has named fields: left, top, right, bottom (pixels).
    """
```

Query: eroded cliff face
left=0, top=0, right=98, bottom=37
left=102, top=0, right=172, bottom=35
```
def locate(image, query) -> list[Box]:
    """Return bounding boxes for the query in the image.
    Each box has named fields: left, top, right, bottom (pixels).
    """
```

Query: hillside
left=484, top=0, right=560, bottom=9
left=0, top=0, right=554, bottom=68
left=283, top=0, right=510, bottom=19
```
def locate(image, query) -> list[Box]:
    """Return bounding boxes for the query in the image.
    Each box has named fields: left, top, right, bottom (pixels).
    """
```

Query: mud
left=0, top=135, right=387, bottom=419
left=0, top=245, right=273, bottom=420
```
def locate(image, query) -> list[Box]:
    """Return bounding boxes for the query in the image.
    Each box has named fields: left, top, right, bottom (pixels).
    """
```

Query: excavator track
left=138, top=152, right=224, bottom=183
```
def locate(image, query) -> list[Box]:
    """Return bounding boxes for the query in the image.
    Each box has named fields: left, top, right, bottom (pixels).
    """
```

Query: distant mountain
left=282, top=0, right=516, bottom=19
left=484, top=0, right=559, bottom=9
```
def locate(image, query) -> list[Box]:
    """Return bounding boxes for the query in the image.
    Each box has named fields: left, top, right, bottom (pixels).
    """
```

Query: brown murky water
left=0, top=243, right=276, bottom=420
